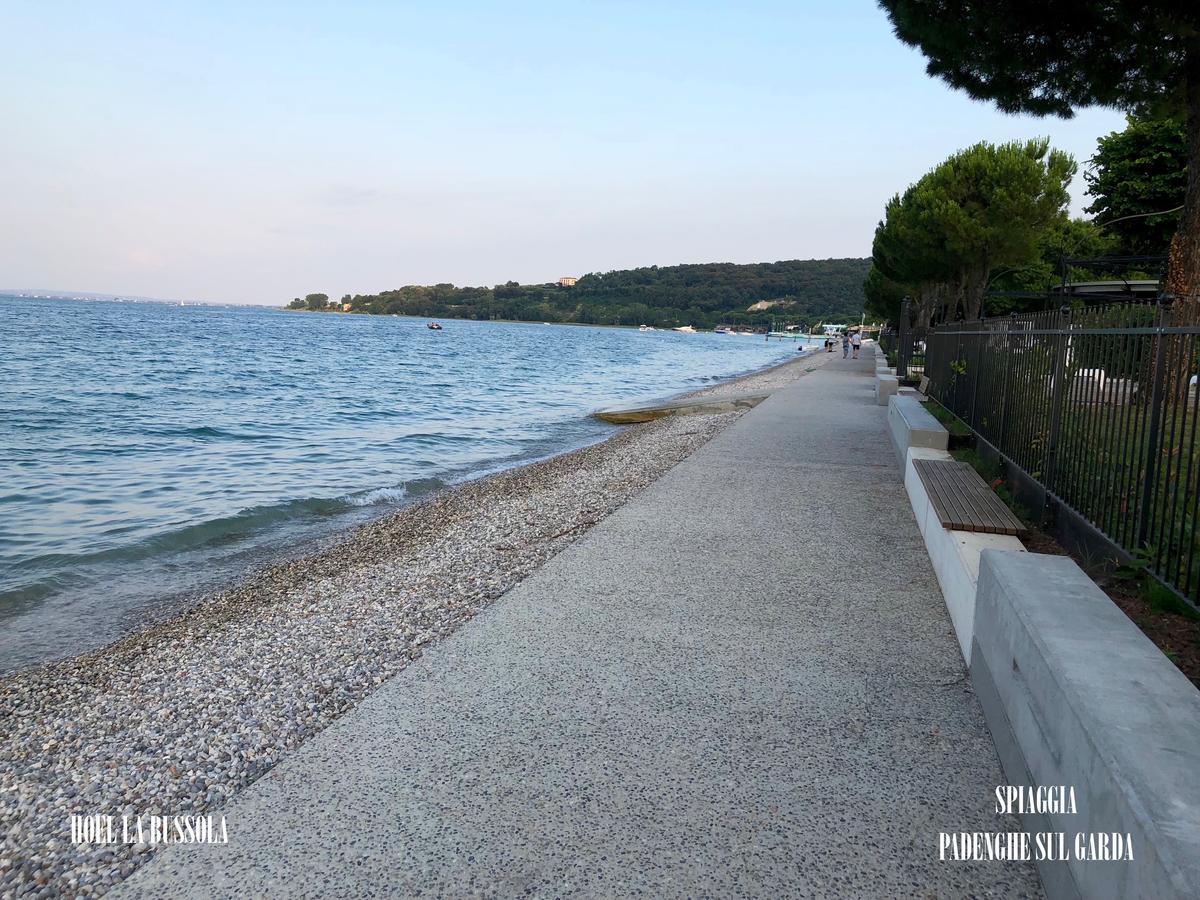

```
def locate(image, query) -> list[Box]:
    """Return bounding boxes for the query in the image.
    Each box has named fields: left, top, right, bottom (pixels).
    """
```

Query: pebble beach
left=0, top=350, right=827, bottom=897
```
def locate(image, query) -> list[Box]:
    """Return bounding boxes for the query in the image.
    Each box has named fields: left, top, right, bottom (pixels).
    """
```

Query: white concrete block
left=876, top=374, right=899, bottom=406
left=902, top=447, right=1025, bottom=663
left=973, top=552, right=1200, bottom=900
left=888, top=395, right=949, bottom=465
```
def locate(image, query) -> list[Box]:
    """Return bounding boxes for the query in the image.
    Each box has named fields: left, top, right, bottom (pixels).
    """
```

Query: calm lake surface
left=0, top=297, right=811, bottom=671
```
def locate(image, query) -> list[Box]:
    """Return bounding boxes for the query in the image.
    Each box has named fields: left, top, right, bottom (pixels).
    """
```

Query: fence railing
left=894, top=298, right=928, bottom=378
left=923, top=298, right=1200, bottom=610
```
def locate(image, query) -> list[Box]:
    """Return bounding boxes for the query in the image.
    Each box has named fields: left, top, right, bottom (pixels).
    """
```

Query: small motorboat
left=426, top=322, right=443, bottom=330
left=673, top=325, right=696, bottom=333
left=638, top=324, right=657, bottom=332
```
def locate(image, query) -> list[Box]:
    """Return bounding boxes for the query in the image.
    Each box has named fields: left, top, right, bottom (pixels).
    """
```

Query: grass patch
left=921, top=400, right=973, bottom=438
left=1144, top=579, right=1200, bottom=622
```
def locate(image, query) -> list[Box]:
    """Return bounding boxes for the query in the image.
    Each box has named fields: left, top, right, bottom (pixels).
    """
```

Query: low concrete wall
left=972, top=551, right=1200, bottom=900
left=887, top=395, right=948, bottom=465
left=902, top=447, right=1025, bottom=662
left=876, top=374, right=898, bottom=406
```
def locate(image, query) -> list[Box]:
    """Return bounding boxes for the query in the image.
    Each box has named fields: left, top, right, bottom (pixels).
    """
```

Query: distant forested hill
left=296, top=257, right=869, bottom=328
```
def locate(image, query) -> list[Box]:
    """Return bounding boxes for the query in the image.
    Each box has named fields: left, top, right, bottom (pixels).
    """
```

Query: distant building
left=557, top=276, right=578, bottom=287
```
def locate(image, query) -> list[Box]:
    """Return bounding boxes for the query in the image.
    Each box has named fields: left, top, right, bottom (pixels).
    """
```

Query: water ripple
left=0, top=297, right=811, bottom=670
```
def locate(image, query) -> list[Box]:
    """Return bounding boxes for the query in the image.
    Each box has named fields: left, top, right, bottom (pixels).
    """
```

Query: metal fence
left=893, top=298, right=928, bottom=378
left=923, top=298, right=1200, bottom=610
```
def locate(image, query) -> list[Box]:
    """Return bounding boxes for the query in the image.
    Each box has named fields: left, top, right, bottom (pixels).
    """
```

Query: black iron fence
left=923, top=298, right=1200, bottom=610
left=894, top=298, right=928, bottom=378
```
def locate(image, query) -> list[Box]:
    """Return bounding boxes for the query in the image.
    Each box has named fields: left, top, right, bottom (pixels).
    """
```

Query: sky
left=0, top=1, right=1128, bottom=305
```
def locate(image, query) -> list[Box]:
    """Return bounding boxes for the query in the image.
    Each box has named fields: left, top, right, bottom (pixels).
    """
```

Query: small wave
left=345, top=485, right=408, bottom=506
left=144, top=425, right=278, bottom=441
left=5, top=477, right=450, bottom=583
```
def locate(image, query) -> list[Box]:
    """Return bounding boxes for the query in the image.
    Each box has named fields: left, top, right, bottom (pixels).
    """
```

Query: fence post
left=969, top=319, right=984, bottom=427
left=1042, top=304, right=1073, bottom=496
left=997, top=312, right=1018, bottom=445
left=897, top=296, right=911, bottom=379
left=1136, top=298, right=1172, bottom=550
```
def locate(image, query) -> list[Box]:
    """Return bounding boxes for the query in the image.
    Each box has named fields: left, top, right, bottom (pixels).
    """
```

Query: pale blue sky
left=0, top=1, right=1126, bottom=304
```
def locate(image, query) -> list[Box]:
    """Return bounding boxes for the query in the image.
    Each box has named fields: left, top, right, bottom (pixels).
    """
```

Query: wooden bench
left=912, top=458, right=1026, bottom=536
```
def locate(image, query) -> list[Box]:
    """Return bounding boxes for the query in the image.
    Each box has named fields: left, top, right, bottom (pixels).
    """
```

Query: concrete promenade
left=119, top=350, right=1041, bottom=898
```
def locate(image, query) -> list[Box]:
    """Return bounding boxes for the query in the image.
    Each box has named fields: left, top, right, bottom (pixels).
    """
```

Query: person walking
left=851, top=330, right=862, bottom=359
left=841, top=332, right=850, bottom=359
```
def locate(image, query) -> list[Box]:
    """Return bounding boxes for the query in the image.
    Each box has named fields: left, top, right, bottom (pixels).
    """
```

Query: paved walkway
left=119, top=350, right=1041, bottom=898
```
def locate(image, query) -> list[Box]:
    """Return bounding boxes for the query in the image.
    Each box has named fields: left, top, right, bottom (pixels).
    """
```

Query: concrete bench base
left=972, top=551, right=1200, bottom=899
left=875, top=373, right=898, bottom=406
left=903, top=447, right=1025, bottom=662
left=888, top=395, right=948, bottom=465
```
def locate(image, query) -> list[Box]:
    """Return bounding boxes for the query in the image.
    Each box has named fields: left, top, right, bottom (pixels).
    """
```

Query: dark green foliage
left=862, top=264, right=906, bottom=323
left=876, top=1, right=1200, bottom=298
left=310, top=258, right=870, bottom=328
left=871, top=139, right=1075, bottom=323
left=1144, top=579, right=1200, bottom=621
left=877, top=2, right=1194, bottom=120
left=1085, top=116, right=1188, bottom=257
left=987, top=217, right=1123, bottom=312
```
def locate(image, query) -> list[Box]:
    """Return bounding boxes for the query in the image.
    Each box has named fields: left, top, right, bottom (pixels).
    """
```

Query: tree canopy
left=871, top=139, right=1075, bottom=323
left=288, top=293, right=329, bottom=310
left=294, top=258, right=870, bottom=328
left=877, top=0, right=1200, bottom=300
left=1085, top=116, right=1188, bottom=257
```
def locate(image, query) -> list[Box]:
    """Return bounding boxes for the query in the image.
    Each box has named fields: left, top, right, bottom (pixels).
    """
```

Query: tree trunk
left=1163, top=42, right=1200, bottom=301
left=963, top=262, right=990, bottom=321
left=1160, top=41, right=1200, bottom=401
left=914, top=283, right=936, bottom=327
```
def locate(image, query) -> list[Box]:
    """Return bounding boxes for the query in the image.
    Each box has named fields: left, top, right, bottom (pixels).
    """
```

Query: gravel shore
left=0, top=349, right=827, bottom=897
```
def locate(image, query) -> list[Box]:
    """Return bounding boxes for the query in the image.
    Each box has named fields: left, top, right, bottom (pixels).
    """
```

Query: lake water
left=0, top=297, right=812, bottom=672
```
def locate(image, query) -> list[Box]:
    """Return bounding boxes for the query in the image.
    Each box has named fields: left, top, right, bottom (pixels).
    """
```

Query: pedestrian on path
left=841, top=332, right=850, bottom=358
left=851, top=330, right=862, bottom=359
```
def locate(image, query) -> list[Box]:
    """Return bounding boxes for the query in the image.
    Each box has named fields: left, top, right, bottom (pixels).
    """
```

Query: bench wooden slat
left=950, top=467, right=1003, bottom=534
left=913, top=459, right=1026, bottom=536
left=927, top=462, right=985, bottom=532
left=926, top=465, right=1012, bottom=535
left=953, top=466, right=1014, bottom=536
